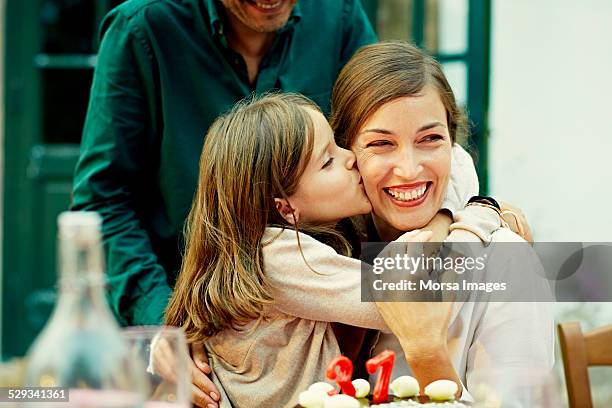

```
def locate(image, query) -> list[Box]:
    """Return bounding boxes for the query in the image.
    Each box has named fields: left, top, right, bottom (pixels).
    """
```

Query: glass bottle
left=25, top=211, right=147, bottom=407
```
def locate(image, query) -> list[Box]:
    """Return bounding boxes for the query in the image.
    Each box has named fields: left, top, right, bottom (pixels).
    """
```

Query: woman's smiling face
left=352, top=86, right=452, bottom=239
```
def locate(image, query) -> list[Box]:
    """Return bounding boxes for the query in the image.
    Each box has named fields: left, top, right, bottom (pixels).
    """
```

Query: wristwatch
left=467, top=195, right=501, bottom=210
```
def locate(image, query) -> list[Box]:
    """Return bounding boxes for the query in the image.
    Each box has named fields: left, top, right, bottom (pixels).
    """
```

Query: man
left=72, top=0, right=377, bottom=405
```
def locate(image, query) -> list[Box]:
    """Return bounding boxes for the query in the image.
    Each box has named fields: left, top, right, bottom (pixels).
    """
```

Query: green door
left=2, top=0, right=490, bottom=358
left=2, top=0, right=125, bottom=359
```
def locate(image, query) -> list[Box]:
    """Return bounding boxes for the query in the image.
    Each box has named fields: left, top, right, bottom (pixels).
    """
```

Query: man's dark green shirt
left=72, top=0, right=377, bottom=325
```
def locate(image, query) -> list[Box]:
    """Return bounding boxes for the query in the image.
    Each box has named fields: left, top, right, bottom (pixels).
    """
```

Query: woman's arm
left=441, top=144, right=534, bottom=241
left=375, top=301, right=464, bottom=398
left=373, top=205, right=507, bottom=398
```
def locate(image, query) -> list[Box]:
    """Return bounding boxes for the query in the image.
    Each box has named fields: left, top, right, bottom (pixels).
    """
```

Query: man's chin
left=238, top=1, right=293, bottom=31
left=249, top=18, right=290, bottom=32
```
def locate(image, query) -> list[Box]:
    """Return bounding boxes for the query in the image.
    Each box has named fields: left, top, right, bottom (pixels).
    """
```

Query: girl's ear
left=274, top=198, right=300, bottom=225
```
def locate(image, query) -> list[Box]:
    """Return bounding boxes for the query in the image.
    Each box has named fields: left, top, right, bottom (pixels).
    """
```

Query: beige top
left=205, top=204, right=509, bottom=408
left=206, top=227, right=388, bottom=408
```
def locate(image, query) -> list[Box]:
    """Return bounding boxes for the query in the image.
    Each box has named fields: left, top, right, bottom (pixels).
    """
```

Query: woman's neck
left=371, top=211, right=453, bottom=242
left=371, top=214, right=404, bottom=241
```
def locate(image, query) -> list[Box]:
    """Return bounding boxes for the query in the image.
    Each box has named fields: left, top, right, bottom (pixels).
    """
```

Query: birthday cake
left=297, top=351, right=470, bottom=408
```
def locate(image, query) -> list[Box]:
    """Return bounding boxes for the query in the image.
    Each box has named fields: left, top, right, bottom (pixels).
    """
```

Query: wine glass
left=121, top=326, right=191, bottom=408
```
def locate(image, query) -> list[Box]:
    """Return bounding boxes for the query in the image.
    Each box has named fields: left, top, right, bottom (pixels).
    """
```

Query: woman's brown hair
left=330, top=41, right=468, bottom=148
left=165, top=93, right=348, bottom=343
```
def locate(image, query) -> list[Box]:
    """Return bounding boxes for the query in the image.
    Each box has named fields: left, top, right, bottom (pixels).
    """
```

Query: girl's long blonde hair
left=165, top=93, right=348, bottom=343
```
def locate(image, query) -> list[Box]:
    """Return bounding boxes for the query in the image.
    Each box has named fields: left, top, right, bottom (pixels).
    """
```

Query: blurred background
left=0, top=0, right=611, bottom=405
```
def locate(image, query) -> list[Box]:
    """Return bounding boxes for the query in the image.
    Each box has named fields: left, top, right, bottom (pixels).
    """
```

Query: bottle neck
left=54, top=234, right=115, bottom=323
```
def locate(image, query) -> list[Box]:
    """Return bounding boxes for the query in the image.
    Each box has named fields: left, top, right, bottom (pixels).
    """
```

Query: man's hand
left=189, top=343, right=220, bottom=408
left=151, top=338, right=220, bottom=407
left=498, top=201, right=533, bottom=243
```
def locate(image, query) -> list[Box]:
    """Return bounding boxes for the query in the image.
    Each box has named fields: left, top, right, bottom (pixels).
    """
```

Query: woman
left=330, top=41, right=554, bottom=404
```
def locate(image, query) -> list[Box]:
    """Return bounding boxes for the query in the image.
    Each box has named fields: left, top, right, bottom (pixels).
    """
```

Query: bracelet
left=467, top=195, right=501, bottom=209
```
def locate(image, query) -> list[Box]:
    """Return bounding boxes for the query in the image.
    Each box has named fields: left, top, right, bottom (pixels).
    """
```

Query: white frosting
left=298, top=389, right=327, bottom=408
left=351, top=378, right=370, bottom=398
left=390, top=375, right=420, bottom=398
left=424, top=379, right=458, bottom=401
left=308, top=382, right=336, bottom=394
left=323, top=394, right=360, bottom=408
left=302, top=378, right=466, bottom=407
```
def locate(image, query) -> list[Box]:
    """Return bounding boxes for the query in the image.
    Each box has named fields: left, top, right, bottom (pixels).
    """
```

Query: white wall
left=490, top=1, right=612, bottom=405
left=489, top=0, right=612, bottom=242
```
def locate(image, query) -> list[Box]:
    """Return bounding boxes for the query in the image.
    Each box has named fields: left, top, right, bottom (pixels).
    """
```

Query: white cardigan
left=371, top=225, right=555, bottom=406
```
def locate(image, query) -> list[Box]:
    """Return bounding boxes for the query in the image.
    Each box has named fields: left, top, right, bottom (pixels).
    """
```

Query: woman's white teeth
left=386, top=185, right=427, bottom=202
left=256, top=0, right=281, bottom=9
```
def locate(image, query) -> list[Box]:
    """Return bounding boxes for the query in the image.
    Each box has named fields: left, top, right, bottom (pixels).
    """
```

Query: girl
left=165, top=93, right=405, bottom=407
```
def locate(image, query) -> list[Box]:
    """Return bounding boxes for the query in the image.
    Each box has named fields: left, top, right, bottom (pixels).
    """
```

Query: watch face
left=468, top=196, right=500, bottom=210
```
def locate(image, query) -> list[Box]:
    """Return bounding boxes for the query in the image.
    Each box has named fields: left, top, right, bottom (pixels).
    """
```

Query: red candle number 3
left=326, top=356, right=356, bottom=397
left=366, top=350, right=395, bottom=404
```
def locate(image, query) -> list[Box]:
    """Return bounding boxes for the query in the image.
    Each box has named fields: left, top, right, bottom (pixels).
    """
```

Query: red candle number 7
left=366, top=350, right=395, bottom=404
left=326, top=356, right=356, bottom=397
